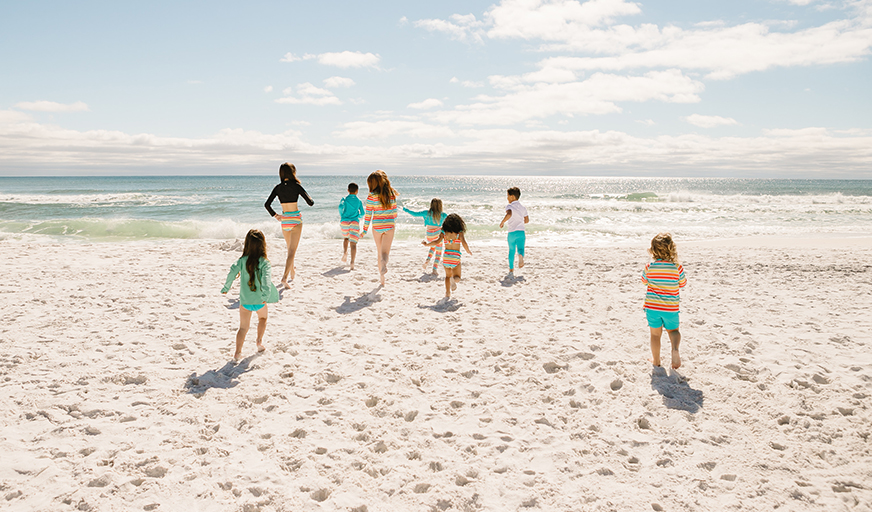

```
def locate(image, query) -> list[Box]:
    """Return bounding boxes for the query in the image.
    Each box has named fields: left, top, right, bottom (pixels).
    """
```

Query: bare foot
left=349, top=263, right=355, bottom=270
left=518, top=255, right=525, bottom=268
left=233, top=351, right=242, bottom=362
left=341, top=254, right=347, bottom=263
left=422, top=261, right=429, bottom=270
left=649, top=357, right=661, bottom=367
left=379, top=273, right=385, bottom=286
left=281, top=281, right=290, bottom=289
left=256, top=343, right=266, bottom=353
left=430, top=269, right=438, bottom=276
left=671, top=350, right=681, bottom=369
left=450, top=277, right=457, bottom=291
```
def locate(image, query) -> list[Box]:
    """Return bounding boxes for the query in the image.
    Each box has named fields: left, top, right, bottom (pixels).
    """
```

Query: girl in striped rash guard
left=642, top=233, right=687, bottom=370
left=361, top=170, right=399, bottom=286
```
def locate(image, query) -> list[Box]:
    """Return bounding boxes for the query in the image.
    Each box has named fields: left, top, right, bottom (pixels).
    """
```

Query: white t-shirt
left=505, top=201, right=528, bottom=232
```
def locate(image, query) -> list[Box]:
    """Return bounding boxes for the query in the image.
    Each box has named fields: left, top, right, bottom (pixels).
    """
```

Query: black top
left=264, top=180, right=314, bottom=216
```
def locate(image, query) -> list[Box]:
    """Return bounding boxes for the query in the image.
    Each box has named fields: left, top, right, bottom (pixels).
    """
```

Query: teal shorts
left=646, top=309, right=679, bottom=330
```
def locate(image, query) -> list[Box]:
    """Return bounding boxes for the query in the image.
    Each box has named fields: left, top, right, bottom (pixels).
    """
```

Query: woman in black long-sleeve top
left=264, top=162, right=314, bottom=287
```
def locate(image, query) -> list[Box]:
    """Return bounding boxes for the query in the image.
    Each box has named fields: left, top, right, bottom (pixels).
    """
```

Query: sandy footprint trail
left=0, top=239, right=870, bottom=511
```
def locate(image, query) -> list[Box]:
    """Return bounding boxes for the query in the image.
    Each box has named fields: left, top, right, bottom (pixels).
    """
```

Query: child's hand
left=274, top=214, right=281, bottom=220
left=221, top=291, right=227, bottom=295
left=499, top=222, right=505, bottom=228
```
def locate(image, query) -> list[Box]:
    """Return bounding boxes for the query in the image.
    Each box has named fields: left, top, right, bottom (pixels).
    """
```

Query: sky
left=1, top=0, right=871, bottom=177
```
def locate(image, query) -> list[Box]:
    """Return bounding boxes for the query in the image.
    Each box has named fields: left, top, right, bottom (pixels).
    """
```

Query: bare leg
left=667, top=328, right=681, bottom=369
left=649, top=326, right=663, bottom=367
left=282, top=225, right=303, bottom=286
left=443, top=267, right=453, bottom=298
left=349, top=241, right=357, bottom=270
left=342, top=238, right=349, bottom=263
left=255, top=306, right=268, bottom=353
left=235, top=307, right=254, bottom=360
left=380, top=228, right=395, bottom=277
left=373, top=231, right=385, bottom=285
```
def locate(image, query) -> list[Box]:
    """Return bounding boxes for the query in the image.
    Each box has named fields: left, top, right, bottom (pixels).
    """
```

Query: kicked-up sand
left=0, top=235, right=870, bottom=511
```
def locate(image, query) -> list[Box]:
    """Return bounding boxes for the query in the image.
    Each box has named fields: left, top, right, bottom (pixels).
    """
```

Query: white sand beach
left=1, top=236, right=870, bottom=511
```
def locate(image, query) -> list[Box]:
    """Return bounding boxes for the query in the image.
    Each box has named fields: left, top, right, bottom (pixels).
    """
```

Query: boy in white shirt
left=499, top=186, right=529, bottom=273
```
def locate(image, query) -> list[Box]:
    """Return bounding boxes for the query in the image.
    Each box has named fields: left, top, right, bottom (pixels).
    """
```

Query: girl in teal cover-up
left=221, top=229, right=279, bottom=361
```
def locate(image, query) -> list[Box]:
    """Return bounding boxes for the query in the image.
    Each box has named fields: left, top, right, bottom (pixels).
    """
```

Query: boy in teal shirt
left=339, top=182, right=365, bottom=269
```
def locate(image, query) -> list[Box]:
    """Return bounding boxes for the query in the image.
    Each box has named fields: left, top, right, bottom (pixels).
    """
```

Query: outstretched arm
left=423, top=233, right=444, bottom=247
left=499, top=211, right=512, bottom=228
left=460, top=233, right=472, bottom=255
left=403, top=207, right=427, bottom=219
left=221, top=260, right=241, bottom=293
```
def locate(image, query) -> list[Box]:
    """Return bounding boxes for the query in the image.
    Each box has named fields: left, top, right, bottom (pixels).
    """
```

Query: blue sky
left=1, top=0, right=870, bottom=177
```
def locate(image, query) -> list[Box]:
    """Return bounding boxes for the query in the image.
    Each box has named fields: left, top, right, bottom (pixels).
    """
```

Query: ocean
left=1, top=175, right=871, bottom=246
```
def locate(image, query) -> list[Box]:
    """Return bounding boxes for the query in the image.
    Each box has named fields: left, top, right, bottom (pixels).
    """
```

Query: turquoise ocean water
left=1, top=176, right=871, bottom=246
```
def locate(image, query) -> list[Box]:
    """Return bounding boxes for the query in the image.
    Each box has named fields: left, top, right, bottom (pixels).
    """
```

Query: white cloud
left=333, top=120, right=456, bottom=139
left=485, top=0, right=642, bottom=41
left=408, top=98, right=444, bottom=110
left=324, top=76, right=355, bottom=88
left=414, top=13, right=486, bottom=43
left=281, top=51, right=381, bottom=69
left=280, top=52, right=303, bottom=63
left=1, top=109, right=870, bottom=176
left=417, top=0, right=872, bottom=80
left=450, top=77, right=485, bottom=88
left=432, top=69, right=703, bottom=125
left=14, top=101, right=90, bottom=113
left=637, top=119, right=655, bottom=126
left=534, top=18, right=872, bottom=80
left=685, top=114, right=739, bottom=128
left=264, top=86, right=273, bottom=93
left=275, top=83, right=342, bottom=106
left=317, top=51, right=380, bottom=68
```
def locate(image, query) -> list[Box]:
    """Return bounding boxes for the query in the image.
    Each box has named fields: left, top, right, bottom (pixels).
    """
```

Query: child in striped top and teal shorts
left=642, top=233, right=687, bottom=370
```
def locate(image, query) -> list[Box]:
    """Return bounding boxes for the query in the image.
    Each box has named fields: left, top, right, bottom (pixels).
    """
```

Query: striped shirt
left=363, top=193, right=397, bottom=233
left=641, top=260, right=687, bottom=312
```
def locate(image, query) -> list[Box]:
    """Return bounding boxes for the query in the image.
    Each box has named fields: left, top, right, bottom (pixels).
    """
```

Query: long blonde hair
left=428, top=198, right=443, bottom=224
left=367, top=170, right=398, bottom=208
left=648, top=232, right=679, bottom=264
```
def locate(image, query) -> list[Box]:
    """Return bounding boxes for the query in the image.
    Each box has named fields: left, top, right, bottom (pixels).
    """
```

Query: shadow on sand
left=418, top=298, right=463, bottom=312
left=185, top=354, right=260, bottom=395
left=323, top=266, right=350, bottom=278
left=225, top=298, right=240, bottom=310
left=336, top=286, right=383, bottom=314
left=650, top=366, right=704, bottom=413
left=500, top=273, right=526, bottom=287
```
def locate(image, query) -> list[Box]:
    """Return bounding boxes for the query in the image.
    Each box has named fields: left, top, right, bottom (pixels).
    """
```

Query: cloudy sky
left=1, top=0, right=870, bottom=177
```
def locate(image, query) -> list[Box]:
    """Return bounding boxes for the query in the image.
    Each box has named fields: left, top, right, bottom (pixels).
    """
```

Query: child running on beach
left=361, top=170, right=399, bottom=286
left=500, top=186, right=529, bottom=273
left=424, top=213, right=472, bottom=301
left=403, top=198, right=447, bottom=275
left=339, top=182, right=365, bottom=270
left=641, top=233, right=687, bottom=369
left=221, top=229, right=279, bottom=361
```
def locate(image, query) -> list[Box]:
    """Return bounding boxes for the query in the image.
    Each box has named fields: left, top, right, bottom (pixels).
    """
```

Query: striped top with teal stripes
left=641, top=260, right=687, bottom=312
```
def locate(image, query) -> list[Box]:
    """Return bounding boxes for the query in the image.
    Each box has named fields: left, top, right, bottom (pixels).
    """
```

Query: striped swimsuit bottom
left=443, top=248, right=461, bottom=269
left=425, top=225, right=442, bottom=242
left=341, top=220, right=360, bottom=242
left=369, top=212, right=396, bottom=233
left=281, top=210, right=302, bottom=231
